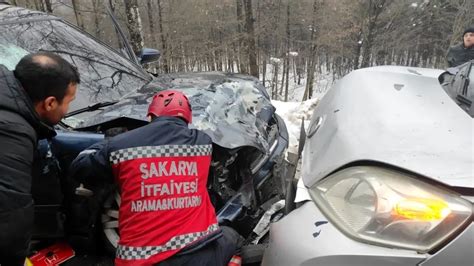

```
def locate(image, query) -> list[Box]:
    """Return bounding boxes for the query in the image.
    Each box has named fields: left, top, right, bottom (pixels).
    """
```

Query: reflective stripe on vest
left=116, top=223, right=220, bottom=260
left=110, top=144, right=212, bottom=164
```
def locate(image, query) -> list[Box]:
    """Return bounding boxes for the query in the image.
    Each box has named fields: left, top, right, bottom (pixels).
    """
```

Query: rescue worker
left=447, top=25, right=474, bottom=67
left=69, top=90, right=241, bottom=266
left=0, top=52, right=79, bottom=265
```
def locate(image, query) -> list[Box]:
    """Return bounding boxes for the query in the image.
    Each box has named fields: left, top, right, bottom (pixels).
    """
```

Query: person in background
left=447, top=25, right=474, bottom=67
left=0, top=52, right=79, bottom=265
left=69, top=90, right=241, bottom=266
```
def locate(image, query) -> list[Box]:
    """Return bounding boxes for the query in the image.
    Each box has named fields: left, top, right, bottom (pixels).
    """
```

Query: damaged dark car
left=0, top=2, right=289, bottom=259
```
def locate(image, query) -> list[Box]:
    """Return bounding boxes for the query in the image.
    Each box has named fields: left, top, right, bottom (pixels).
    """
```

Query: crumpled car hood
left=76, top=72, right=275, bottom=152
left=302, top=66, right=474, bottom=188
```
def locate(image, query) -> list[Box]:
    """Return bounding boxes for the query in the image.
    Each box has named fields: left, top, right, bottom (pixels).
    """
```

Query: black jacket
left=0, top=65, right=55, bottom=212
left=447, top=43, right=474, bottom=67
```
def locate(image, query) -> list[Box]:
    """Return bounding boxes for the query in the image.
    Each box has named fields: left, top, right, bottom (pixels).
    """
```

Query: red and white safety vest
left=111, top=143, right=219, bottom=265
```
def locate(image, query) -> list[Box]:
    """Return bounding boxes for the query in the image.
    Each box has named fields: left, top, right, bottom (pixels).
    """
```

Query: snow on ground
left=272, top=98, right=319, bottom=157
left=263, top=61, right=333, bottom=157
left=261, top=63, right=335, bottom=102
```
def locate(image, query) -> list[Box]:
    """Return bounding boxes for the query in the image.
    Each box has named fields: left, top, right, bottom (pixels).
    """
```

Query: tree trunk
left=303, top=0, right=319, bottom=101
left=92, top=0, right=102, bottom=39
left=272, top=63, right=279, bottom=99
left=124, top=0, right=145, bottom=54
left=361, top=0, right=386, bottom=68
left=292, top=54, right=297, bottom=83
left=449, top=0, right=473, bottom=46
left=236, top=0, right=247, bottom=74
left=353, top=29, right=363, bottom=69
left=279, top=60, right=286, bottom=96
left=284, top=1, right=290, bottom=101
left=36, top=0, right=45, bottom=12
left=71, top=0, right=85, bottom=30
left=256, top=0, right=261, bottom=78
left=226, top=45, right=233, bottom=72
left=262, top=56, right=267, bottom=87
left=303, top=60, right=313, bottom=100
left=244, top=0, right=258, bottom=78
left=146, top=0, right=157, bottom=46
left=32, top=0, right=40, bottom=11
left=43, top=0, right=52, bottom=13
left=297, top=56, right=302, bottom=85
left=157, top=0, right=169, bottom=73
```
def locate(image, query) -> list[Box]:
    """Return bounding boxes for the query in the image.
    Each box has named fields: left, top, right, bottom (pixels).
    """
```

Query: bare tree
left=156, top=0, right=169, bottom=73
left=303, top=0, right=320, bottom=100
left=244, top=0, right=258, bottom=78
left=12, top=0, right=469, bottom=98
left=44, top=0, right=52, bottom=13
left=284, top=1, right=290, bottom=101
left=449, top=0, right=474, bottom=46
left=91, top=0, right=102, bottom=39
left=360, top=0, right=387, bottom=68
left=71, top=0, right=85, bottom=29
left=236, top=0, right=247, bottom=74
left=146, top=0, right=157, bottom=46
left=123, top=0, right=144, bottom=53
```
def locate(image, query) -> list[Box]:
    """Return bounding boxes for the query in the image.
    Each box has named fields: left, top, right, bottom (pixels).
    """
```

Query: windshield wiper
left=65, top=101, right=118, bottom=118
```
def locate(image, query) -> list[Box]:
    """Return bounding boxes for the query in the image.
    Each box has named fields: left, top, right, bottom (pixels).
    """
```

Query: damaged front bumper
left=261, top=201, right=428, bottom=266
left=262, top=180, right=474, bottom=266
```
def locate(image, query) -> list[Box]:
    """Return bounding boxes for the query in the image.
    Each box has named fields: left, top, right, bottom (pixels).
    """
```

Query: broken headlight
left=308, top=166, right=472, bottom=253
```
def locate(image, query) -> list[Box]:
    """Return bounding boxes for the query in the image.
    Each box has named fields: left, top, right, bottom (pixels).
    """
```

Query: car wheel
left=101, top=191, right=121, bottom=253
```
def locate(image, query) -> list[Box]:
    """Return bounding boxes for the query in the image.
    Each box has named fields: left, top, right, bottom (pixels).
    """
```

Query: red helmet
left=147, top=90, right=192, bottom=123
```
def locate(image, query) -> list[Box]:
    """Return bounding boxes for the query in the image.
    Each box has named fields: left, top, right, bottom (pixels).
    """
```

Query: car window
left=0, top=18, right=151, bottom=112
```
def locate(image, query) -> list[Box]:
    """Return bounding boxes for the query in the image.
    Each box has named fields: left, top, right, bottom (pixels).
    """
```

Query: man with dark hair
left=0, top=51, right=79, bottom=265
left=447, top=26, right=474, bottom=67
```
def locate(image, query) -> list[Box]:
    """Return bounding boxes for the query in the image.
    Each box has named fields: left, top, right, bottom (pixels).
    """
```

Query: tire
left=101, top=191, right=121, bottom=254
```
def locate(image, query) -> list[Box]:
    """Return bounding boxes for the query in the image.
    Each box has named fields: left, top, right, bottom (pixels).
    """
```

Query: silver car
left=262, top=63, right=473, bottom=266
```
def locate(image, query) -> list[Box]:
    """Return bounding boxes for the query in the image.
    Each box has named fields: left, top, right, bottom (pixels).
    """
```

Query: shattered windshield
left=77, top=73, right=275, bottom=151
left=158, top=75, right=273, bottom=151
left=0, top=15, right=151, bottom=112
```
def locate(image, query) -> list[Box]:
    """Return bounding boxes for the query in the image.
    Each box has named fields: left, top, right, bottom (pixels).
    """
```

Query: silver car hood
left=302, top=66, right=474, bottom=188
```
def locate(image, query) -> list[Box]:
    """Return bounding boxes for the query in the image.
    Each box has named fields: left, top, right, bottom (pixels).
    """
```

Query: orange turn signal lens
left=395, top=198, right=451, bottom=221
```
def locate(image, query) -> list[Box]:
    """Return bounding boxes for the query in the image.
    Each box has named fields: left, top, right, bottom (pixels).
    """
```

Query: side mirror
left=137, top=48, right=160, bottom=65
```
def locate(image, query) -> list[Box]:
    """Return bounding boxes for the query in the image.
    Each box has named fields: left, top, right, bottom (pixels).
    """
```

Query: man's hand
left=75, top=183, right=94, bottom=197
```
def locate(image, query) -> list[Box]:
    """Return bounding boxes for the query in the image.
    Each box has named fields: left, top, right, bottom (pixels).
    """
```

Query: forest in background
left=10, top=0, right=474, bottom=100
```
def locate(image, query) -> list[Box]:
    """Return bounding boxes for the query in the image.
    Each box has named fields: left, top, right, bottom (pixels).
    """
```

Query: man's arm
left=0, top=121, right=36, bottom=209
left=69, top=141, right=113, bottom=191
